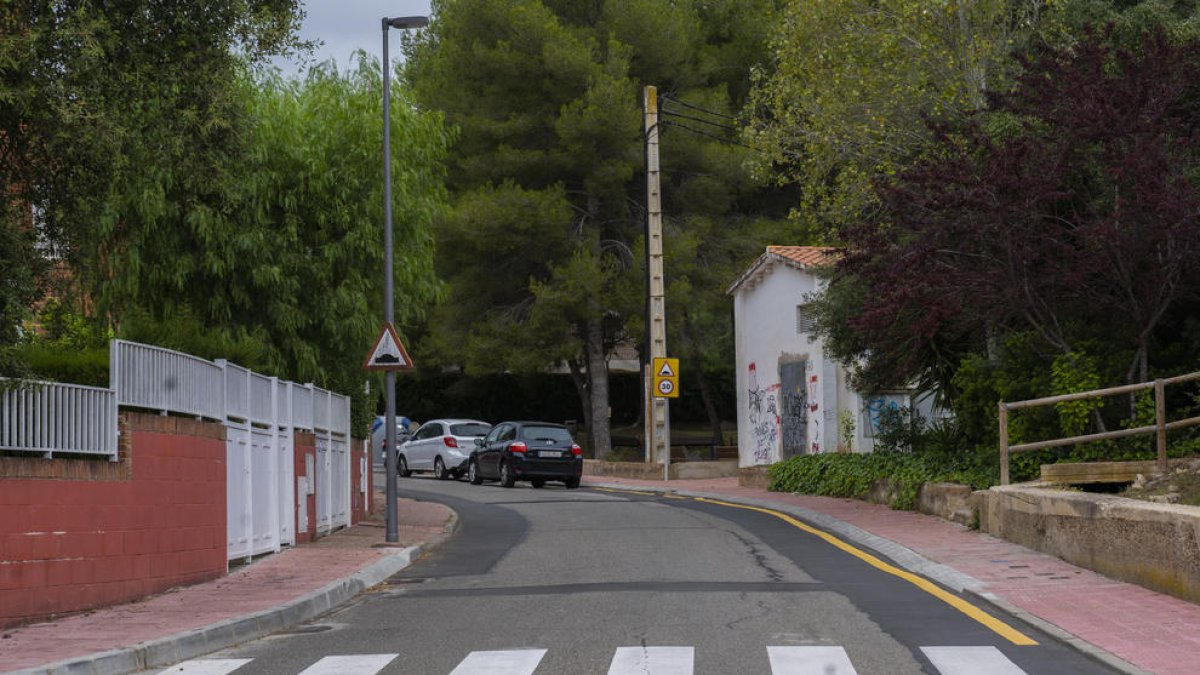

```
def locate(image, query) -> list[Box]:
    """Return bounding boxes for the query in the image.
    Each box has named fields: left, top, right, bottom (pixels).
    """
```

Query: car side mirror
left=474, top=437, right=485, bottom=447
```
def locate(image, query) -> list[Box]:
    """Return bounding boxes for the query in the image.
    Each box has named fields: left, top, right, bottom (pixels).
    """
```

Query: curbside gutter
left=585, top=480, right=1149, bottom=675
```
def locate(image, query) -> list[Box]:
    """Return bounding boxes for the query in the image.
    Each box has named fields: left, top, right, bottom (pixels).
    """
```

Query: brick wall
left=0, top=412, right=227, bottom=629
left=350, top=438, right=371, bottom=523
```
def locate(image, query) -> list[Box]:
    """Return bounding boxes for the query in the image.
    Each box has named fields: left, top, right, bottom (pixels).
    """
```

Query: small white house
left=728, top=246, right=924, bottom=467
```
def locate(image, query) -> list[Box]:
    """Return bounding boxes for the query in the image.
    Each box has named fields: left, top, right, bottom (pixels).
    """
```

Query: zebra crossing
left=157, top=645, right=1031, bottom=674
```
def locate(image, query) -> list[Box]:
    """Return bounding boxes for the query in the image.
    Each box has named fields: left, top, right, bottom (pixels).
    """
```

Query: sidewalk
left=4, top=477, right=1199, bottom=675
left=0, top=497, right=456, bottom=675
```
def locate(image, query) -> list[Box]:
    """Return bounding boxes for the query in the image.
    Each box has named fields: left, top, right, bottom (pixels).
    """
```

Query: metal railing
left=0, top=380, right=118, bottom=459
left=999, top=371, right=1200, bottom=484
left=111, top=340, right=224, bottom=420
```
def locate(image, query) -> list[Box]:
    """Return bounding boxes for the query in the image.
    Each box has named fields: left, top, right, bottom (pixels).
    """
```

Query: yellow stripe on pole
left=694, top=497, right=1038, bottom=646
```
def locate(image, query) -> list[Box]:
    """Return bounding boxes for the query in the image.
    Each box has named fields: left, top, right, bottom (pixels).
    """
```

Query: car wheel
left=398, top=455, right=411, bottom=477
left=564, top=477, right=580, bottom=489
left=531, top=478, right=545, bottom=489
left=468, top=460, right=483, bottom=485
left=434, top=457, right=449, bottom=480
left=499, top=461, right=516, bottom=488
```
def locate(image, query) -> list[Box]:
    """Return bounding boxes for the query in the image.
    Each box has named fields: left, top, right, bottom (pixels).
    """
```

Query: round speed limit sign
left=657, top=379, right=675, bottom=395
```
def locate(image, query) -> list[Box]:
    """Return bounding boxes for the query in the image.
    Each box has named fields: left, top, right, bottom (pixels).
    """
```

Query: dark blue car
left=468, top=421, right=583, bottom=489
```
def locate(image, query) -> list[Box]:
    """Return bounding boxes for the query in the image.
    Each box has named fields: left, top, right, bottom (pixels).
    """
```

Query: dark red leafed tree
left=832, top=26, right=1200, bottom=394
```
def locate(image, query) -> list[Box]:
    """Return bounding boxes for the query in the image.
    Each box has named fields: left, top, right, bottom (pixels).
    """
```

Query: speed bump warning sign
left=652, top=357, right=679, bottom=398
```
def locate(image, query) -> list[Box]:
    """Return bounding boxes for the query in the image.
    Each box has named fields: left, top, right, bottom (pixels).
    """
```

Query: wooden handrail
left=999, top=371, right=1200, bottom=485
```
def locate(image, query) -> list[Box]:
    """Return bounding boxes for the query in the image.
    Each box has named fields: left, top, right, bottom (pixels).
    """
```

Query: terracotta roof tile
left=726, top=245, right=841, bottom=295
left=766, top=245, right=839, bottom=267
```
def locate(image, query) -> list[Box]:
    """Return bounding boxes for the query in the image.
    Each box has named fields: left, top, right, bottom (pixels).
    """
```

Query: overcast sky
left=272, top=0, right=434, bottom=78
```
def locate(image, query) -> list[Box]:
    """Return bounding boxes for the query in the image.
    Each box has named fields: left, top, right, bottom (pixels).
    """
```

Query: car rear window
left=521, top=425, right=572, bottom=443
left=451, top=423, right=491, bottom=437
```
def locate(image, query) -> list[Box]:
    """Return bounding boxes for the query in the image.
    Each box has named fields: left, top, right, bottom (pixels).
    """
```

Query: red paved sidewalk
left=584, top=475, right=1200, bottom=675
left=0, top=498, right=454, bottom=675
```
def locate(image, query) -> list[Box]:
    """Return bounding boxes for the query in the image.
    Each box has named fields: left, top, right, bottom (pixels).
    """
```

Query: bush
left=19, top=344, right=109, bottom=387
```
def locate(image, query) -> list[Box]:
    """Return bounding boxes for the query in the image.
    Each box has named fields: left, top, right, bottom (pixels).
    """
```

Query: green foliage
left=406, top=0, right=793, bottom=452
left=748, top=0, right=1039, bottom=234
left=17, top=344, right=109, bottom=388
left=838, top=410, right=856, bottom=451
left=767, top=446, right=995, bottom=511
left=1051, top=352, right=1103, bottom=436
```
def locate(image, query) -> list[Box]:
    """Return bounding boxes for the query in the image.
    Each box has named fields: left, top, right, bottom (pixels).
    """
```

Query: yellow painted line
left=593, top=487, right=686, bottom=500
left=694, top=497, right=1037, bottom=646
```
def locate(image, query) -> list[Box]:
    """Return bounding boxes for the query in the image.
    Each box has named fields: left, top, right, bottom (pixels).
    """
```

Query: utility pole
left=643, top=85, right=670, bottom=478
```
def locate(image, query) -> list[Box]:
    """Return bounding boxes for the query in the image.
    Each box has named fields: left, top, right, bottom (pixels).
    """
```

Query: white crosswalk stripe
left=297, top=653, right=399, bottom=675
left=767, top=646, right=858, bottom=674
left=607, top=646, right=694, bottom=675
left=155, top=659, right=252, bottom=675
left=448, top=648, right=547, bottom=675
left=157, top=644, right=1032, bottom=674
left=922, top=646, right=1028, bottom=675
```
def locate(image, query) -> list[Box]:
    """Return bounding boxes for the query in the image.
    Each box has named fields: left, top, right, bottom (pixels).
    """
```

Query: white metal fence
left=0, top=380, right=118, bottom=458
left=1, top=340, right=353, bottom=562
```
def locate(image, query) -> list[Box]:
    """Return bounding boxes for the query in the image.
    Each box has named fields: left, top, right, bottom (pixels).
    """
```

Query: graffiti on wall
left=807, top=373, right=822, bottom=453
left=747, top=362, right=781, bottom=463
left=862, top=393, right=909, bottom=439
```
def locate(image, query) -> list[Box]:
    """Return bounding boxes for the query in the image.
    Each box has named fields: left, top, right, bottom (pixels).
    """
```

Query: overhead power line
left=660, top=96, right=736, bottom=120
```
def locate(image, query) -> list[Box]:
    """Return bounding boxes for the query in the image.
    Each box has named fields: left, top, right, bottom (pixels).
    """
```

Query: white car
left=371, top=415, right=415, bottom=464
left=398, top=418, right=492, bottom=480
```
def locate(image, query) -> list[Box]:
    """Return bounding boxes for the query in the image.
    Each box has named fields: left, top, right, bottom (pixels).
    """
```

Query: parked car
left=371, top=415, right=415, bottom=464
left=398, top=418, right=492, bottom=480
left=468, top=421, right=583, bottom=489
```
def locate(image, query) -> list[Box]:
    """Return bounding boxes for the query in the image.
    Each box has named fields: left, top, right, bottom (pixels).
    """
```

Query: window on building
left=796, top=304, right=816, bottom=334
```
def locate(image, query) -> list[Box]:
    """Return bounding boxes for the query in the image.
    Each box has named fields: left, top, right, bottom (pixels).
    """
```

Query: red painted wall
left=293, top=431, right=318, bottom=545
left=0, top=413, right=227, bottom=629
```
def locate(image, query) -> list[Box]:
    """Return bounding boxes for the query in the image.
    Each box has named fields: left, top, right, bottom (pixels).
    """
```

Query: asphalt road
left=159, top=476, right=1120, bottom=675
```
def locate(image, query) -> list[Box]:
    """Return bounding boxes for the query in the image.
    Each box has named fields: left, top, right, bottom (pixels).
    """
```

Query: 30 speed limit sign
left=652, top=357, right=679, bottom=398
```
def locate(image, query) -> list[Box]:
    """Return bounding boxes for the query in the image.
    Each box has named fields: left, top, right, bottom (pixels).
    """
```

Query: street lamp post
left=382, top=15, right=428, bottom=544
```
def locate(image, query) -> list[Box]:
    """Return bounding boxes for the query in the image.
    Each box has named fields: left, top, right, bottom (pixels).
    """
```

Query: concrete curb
left=585, top=480, right=1147, bottom=675
left=8, top=546, right=424, bottom=675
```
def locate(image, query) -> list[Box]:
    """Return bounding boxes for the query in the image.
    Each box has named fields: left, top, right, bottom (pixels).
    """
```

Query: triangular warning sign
left=363, top=323, right=415, bottom=371
left=657, top=360, right=675, bottom=377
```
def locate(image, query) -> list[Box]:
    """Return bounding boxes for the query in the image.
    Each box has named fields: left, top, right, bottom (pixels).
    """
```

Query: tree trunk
left=584, top=316, right=612, bottom=459
left=567, top=357, right=591, bottom=454
left=682, top=311, right=722, bottom=444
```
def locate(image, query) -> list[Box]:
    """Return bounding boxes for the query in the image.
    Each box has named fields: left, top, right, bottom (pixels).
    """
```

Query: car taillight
left=571, top=444, right=582, bottom=456
left=510, top=441, right=528, bottom=453
left=444, top=437, right=458, bottom=448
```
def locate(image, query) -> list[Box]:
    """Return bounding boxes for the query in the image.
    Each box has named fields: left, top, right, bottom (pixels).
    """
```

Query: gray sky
left=273, top=0, right=433, bottom=78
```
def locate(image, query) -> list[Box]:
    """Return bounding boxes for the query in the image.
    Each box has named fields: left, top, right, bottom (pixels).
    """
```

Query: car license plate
left=540, top=450, right=562, bottom=458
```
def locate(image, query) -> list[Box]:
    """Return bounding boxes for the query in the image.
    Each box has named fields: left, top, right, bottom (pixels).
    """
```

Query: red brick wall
left=0, top=412, right=227, bottom=629
left=293, top=431, right=317, bottom=545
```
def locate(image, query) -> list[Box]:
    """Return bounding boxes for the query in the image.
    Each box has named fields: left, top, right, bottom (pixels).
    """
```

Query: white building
left=728, top=246, right=920, bottom=467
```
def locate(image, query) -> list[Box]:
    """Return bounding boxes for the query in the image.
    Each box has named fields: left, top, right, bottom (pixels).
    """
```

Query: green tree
left=747, top=0, right=1044, bottom=235
left=406, top=0, right=789, bottom=455
left=0, top=1, right=307, bottom=315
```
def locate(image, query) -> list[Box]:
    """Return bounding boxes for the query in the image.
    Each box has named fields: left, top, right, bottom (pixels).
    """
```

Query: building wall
left=0, top=413, right=227, bottom=629
left=733, top=262, right=868, bottom=467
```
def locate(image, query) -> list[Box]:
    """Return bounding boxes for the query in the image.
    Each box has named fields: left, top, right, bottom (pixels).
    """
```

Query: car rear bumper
left=511, top=457, right=583, bottom=479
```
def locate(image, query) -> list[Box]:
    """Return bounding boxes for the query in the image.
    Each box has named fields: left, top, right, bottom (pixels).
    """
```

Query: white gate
left=107, top=340, right=348, bottom=563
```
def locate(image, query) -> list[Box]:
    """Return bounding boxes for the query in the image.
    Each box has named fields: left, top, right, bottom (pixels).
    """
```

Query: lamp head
left=384, top=16, right=428, bottom=30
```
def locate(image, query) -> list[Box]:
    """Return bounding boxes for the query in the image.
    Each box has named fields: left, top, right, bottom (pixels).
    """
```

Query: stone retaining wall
left=978, top=484, right=1200, bottom=604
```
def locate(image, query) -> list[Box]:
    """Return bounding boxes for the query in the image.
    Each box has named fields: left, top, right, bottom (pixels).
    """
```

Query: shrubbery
left=768, top=408, right=1200, bottom=511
